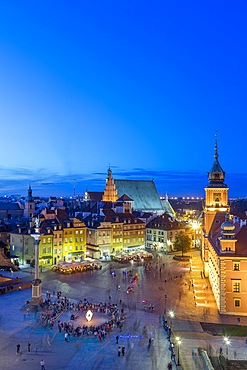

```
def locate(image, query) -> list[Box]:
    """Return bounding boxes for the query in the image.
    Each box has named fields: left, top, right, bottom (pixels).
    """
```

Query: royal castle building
left=203, top=138, right=247, bottom=315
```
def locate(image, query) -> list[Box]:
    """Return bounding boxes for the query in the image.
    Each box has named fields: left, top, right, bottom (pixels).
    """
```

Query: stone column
left=30, top=217, right=43, bottom=306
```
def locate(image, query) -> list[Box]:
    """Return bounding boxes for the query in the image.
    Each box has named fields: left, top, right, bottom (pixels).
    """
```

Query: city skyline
left=1, top=1, right=247, bottom=198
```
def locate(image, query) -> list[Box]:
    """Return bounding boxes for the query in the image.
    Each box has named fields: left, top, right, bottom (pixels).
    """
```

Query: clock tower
left=204, top=136, right=229, bottom=236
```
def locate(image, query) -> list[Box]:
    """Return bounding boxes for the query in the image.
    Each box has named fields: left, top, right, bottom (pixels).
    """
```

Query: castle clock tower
left=204, top=136, right=229, bottom=236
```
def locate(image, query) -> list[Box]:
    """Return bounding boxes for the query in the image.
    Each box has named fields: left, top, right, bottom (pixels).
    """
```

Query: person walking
left=118, top=346, right=121, bottom=357
left=116, top=335, right=119, bottom=344
left=16, top=343, right=20, bottom=354
left=28, top=342, right=31, bottom=352
left=122, top=346, right=125, bottom=356
left=40, top=358, right=45, bottom=370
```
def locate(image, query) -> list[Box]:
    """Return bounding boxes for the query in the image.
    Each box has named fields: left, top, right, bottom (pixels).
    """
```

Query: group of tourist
left=57, top=298, right=126, bottom=340
left=40, top=291, right=126, bottom=343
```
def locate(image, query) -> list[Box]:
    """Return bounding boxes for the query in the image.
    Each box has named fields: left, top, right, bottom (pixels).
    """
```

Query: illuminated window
left=234, top=299, right=241, bottom=307
left=43, top=238, right=46, bottom=244
left=232, top=280, right=241, bottom=293
left=233, top=262, right=240, bottom=271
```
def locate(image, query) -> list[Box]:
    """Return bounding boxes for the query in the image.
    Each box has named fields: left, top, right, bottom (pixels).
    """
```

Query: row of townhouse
left=9, top=208, right=146, bottom=266
left=85, top=209, right=146, bottom=259
left=9, top=215, right=87, bottom=266
left=8, top=204, right=194, bottom=267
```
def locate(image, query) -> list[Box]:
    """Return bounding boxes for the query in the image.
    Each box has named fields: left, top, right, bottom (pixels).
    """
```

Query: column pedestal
left=30, top=278, right=43, bottom=306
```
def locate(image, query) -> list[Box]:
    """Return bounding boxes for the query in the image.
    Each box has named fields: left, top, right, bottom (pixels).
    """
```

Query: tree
left=174, top=231, right=191, bottom=256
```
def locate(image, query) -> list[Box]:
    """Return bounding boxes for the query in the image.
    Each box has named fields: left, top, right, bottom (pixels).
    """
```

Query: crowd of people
left=40, top=292, right=126, bottom=342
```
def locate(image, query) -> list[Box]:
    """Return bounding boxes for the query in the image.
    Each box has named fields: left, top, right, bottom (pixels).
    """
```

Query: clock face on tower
left=214, top=193, right=221, bottom=202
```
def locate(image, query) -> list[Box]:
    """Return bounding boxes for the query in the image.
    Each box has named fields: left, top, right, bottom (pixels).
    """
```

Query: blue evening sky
left=0, top=1, right=247, bottom=198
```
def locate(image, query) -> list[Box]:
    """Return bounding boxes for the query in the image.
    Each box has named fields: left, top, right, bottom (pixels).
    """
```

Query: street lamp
left=168, top=310, right=175, bottom=335
left=191, top=220, right=200, bottom=248
left=224, top=336, right=230, bottom=360
left=176, top=336, right=181, bottom=365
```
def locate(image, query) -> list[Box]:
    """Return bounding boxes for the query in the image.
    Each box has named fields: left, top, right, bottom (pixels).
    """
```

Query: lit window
left=232, top=280, right=241, bottom=293
left=233, top=262, right=240, bottom=271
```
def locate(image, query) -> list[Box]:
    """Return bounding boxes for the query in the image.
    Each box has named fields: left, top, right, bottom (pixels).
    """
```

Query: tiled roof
left=147, top=213, right=184, bottom=230
left=0, top=203, right=22, bottom=210
left=209, top=212, right=247, bottom=257
left=161, top=198, right=176, bottom=218
left=114, top=180, right=163, bottom=212
left=117, top=194, right=133, bottom=202
left=88, top=192, right=104, bottom=202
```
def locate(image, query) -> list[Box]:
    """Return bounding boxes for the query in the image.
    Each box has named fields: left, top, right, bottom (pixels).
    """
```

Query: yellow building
left=62, top=218, right=87, bottom=262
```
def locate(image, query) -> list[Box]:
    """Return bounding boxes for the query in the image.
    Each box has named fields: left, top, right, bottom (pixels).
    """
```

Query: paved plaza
left=1, top=250, right=247, bottom=370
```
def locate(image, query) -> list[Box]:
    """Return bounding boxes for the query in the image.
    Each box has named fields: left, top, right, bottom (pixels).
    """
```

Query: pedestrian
left=122, top=345, right=125, bottom=356
left=16, top=343, right=20, bottom=354
left=40, top=358, right=45, bottom=370
left=64, top=332, right=69, bottom=342
left=116, top=335, right=119, bottom=344
left=118, top=346, right=121, bottom=357
left=28, top=342, right=31, bottom=352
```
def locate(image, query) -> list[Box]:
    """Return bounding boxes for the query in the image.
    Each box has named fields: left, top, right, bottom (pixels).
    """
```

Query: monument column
left=30, top=217, right=43, bottom=306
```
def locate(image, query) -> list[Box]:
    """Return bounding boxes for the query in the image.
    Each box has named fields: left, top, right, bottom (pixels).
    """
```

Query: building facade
left=203, top=139, right=247, bottom=315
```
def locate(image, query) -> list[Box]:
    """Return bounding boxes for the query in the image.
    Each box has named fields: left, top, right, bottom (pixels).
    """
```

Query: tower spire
left=214, top=131, right=218, bottom=161
left=208, top=132, right=225, bottom=185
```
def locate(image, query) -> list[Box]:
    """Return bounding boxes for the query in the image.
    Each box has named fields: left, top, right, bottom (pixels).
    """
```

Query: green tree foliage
left=174, top=231, right=191, bottom=256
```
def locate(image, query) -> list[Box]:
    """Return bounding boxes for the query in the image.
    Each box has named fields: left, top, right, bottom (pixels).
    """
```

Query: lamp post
left=164, top=294, right=167, bottom=315
left=168, top=310, right=174, bottom=337
left=176, top=336, right=181, bottom=366
left=224, top=336, right=230, bottom=360
left=30, top=217, right=43, bottom=306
